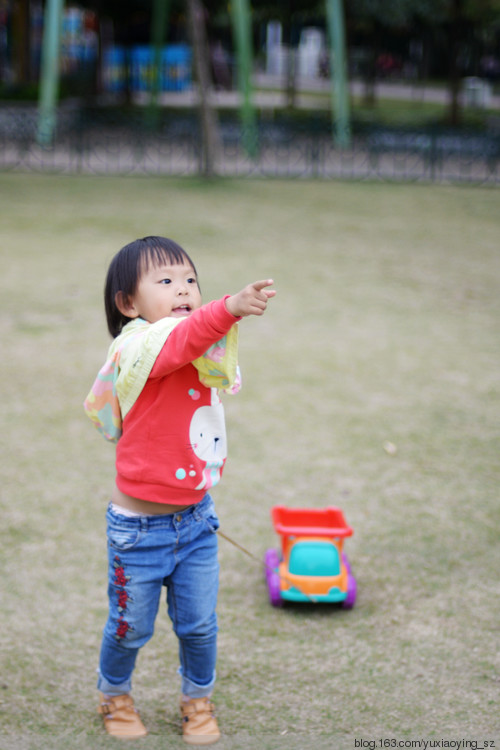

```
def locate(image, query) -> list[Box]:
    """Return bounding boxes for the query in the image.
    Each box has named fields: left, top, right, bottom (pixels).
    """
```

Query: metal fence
left=1, top=104, right=500, bottom=184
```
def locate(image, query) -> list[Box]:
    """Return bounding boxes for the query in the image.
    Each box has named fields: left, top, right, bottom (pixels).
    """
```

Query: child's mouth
left=171, top=305, right=192, bottom=317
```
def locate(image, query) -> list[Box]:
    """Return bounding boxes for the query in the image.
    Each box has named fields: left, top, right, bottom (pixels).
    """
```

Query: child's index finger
left=253, top=279, right=275, bottom=292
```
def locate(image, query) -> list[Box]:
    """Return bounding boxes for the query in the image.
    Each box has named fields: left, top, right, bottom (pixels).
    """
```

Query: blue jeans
left=97, top=494, right=219, bottom=698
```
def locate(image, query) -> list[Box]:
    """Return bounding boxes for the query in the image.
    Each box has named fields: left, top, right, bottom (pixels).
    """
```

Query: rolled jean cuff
left=97, top=669, right=132, bottom=697
left=178, top=667, right=216, bottom=698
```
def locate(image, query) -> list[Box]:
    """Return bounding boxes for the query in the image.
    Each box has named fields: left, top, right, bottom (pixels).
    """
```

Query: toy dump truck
left=264, top=505, right=357, bottom=608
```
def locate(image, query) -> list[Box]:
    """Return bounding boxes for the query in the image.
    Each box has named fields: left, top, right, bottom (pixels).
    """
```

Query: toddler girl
left=84, top=236, right=275, bottom=743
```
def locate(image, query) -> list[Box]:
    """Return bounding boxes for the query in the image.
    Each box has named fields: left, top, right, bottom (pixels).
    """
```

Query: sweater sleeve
left=150, top=297, right=240, bottom=379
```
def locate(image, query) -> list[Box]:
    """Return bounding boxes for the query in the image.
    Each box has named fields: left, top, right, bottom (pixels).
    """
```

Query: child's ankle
left=181, top=694, right=212, bottom=703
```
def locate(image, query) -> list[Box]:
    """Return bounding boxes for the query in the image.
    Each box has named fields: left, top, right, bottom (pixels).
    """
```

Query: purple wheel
left=342, top=572, right=357, bottom=609
left=264, top=548, right=283, bottom=607
left=342, top=553, right=351, bottom=575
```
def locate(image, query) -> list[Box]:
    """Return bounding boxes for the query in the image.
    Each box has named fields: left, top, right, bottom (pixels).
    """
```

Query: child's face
left=126, top=260, right=202, bottom=324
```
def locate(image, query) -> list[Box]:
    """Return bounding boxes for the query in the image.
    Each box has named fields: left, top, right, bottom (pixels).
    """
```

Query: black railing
left=1, top=105, right=499, bottom=183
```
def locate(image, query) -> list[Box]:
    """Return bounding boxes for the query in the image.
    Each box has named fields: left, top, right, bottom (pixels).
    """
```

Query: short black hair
left=104, top=236, right=198, bottom=337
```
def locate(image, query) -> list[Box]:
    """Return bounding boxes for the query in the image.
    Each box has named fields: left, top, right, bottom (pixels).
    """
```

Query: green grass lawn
left=0, top=174, right=498, bottom=749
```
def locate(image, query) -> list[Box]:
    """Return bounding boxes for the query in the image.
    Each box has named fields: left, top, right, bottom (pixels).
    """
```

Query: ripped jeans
left=97, top=493, right=219, bottom=698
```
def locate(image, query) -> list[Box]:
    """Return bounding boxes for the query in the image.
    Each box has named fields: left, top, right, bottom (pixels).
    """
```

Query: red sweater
left=115, top=298, right=240, bottom=504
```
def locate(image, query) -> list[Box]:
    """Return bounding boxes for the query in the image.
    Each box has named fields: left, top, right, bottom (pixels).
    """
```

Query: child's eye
left=160, top=278, right=171, bottom=284
left=187, top=277, right=197, bottom=284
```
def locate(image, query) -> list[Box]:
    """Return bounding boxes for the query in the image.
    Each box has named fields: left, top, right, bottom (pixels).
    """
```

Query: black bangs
left=141, top=236, right=198, bottom=277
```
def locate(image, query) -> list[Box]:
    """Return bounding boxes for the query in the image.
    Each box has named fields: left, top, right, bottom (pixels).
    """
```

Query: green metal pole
left=231, top=0, right=257, bottom=158
left=326, top=0, right=351, bottom=148
left=37, top=0, right=64, bottom=146
left=147, top=0, right=170, bottom=129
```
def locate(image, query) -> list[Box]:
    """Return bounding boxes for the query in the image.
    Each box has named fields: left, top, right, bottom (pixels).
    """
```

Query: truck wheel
left=342, top=573, right=357, bottom=609
left=342, top=553, right=351, bottom=574
left=264, top=548, right=283, bottom=607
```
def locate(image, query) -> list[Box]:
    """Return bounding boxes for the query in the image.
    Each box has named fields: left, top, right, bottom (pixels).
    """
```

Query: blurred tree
left=348, top=0, right=417, bottom=105
left=186, top=0, right=220, bottom=176
left=11, top=0, right=30, bottom=84
left=250, top=0, right=325, bottom=107
left=413, top=0, right=500, bottom=124
left=349, top=0, right=500, bottom=124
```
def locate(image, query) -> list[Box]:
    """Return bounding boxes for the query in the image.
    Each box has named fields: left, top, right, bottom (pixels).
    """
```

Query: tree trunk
left=283, top=2, right=296, bottom=109
left=186, top=0, right=220, bottom=177
left=12, top=0, right=30, bottom=84
left=363, top=22, right=380, bottom=107
left=448, top=0, right=462, bottom=126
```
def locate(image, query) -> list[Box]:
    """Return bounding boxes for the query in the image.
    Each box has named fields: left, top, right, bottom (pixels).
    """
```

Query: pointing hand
left=225, top=279, right=276, bottom=318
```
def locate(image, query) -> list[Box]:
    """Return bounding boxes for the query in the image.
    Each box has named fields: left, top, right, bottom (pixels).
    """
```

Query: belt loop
left=140, top=516, right=148, bottom=532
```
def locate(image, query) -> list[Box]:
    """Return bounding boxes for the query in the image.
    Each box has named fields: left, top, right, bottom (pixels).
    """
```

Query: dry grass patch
left=0, top=174, right=498, bottom=746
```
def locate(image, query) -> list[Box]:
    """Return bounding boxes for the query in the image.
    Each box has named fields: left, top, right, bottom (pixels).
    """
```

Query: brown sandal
left=98, top=693, right=148, bottom=739
left=180, top=697, right=221, bottom=745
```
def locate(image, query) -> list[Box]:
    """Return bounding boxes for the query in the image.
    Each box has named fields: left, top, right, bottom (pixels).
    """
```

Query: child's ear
left=115, top=291, right=139, bottom=319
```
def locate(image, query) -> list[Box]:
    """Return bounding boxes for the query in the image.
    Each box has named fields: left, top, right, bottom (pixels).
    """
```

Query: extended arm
left=151, top=280, right=276, bottom=378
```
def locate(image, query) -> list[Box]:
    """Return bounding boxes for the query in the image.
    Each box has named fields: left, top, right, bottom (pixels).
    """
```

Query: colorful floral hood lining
left=84, top=316, right=240, bottom=442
